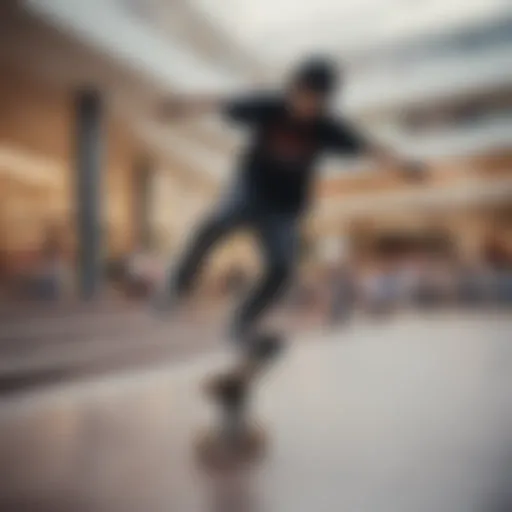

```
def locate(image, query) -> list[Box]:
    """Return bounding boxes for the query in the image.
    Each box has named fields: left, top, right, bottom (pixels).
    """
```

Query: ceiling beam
left=123, top=0, right=269, bottom=81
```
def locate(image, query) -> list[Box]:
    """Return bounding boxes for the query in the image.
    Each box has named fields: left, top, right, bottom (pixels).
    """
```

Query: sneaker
left=203, top=372, right=247, bottom=410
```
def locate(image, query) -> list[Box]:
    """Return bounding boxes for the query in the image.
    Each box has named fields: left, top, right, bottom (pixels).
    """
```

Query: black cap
left=291, top=56, right=339, bottom=96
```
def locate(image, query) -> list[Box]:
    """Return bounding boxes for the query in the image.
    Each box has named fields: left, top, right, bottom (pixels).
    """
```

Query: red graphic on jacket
left=265, top=124, right=316, bottom=166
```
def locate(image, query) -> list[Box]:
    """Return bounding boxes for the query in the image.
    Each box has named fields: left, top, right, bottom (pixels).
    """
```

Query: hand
left=157, top=96, right=219, bottom=121
left=401, top=160, right=427, bottom=183
left=158, top=97, right=188, bottom=121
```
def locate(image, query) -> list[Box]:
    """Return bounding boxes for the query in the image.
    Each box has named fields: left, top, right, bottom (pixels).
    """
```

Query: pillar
left=75, top=89, right=104, bottom=300
left=133, top=157, right=152, bottom=250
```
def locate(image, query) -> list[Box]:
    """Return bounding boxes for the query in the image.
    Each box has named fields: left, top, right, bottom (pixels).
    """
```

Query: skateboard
left=195, top=332, right=283, bottom=472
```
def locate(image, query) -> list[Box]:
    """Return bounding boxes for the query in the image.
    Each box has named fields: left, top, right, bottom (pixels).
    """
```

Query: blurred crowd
left=2, top=229, right=511, bottom=324
left=320, top=252, right=512, bottom=324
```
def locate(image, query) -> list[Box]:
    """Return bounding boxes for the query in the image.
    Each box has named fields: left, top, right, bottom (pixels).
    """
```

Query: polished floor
left=0, top=312, right=511, bottom=512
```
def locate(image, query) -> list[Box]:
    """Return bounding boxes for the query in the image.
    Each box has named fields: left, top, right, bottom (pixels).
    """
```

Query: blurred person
left=484, top=235, right=512, bottom=304
left=361, top=259, right=399, bottom=316
left=36, top=226, right=67, bottom=300
left=484, top=235, right=510, bottom=271
left=416, top=255, right=457, bottom=307
left=125, top=248, right=155, bottom=298
left=153, top=56, right=426, bottom=343
left=328, top=261, right=356, bottom=327
left=395, top=254, right=423, bottom=307
left=454, top=254, right=489, bottom=306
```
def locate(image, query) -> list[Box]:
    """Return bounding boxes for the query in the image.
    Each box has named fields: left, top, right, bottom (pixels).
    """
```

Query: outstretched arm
left=157, top=92, right=279, bottom=124
left=366, top=142, right=427, bottom=182
left=326, top=120, right=427, bottom=182
left=158, top=95, right=224, bottom=121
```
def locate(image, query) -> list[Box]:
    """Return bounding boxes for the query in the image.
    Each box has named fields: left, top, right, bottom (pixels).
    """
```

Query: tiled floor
left=0, top=312, right=510, bottom=512
left=0, top=299, right=318, bottom=395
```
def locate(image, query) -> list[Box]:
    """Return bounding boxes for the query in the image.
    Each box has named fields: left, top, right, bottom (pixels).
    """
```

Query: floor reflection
left=0, top=313, right=510, bottom=512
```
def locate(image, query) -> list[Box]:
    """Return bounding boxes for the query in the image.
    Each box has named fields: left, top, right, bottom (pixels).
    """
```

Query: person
left=37, top=226, right=65, bottom=300
left=154, top=56, right=425, bottom=345
left=328, top=262, right=356, bottom=327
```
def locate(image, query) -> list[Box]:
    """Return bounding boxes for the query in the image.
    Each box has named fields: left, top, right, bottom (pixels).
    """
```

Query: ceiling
left=187, top=0, right=510, bottom=69
left=18, top=0, right=512, bottom=186
left=25, top=0, right=247, bottom=93
left=120, top=0, right=267, bottom=79
left=117, top=0, right=512, bottom=79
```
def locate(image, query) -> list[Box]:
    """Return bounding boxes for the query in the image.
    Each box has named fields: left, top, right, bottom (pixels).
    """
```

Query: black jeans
left=167, top=184, right=299, bottom=338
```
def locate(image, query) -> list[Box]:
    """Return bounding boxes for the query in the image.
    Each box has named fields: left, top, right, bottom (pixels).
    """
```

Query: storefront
left=0, top=64, right=146, bottom=295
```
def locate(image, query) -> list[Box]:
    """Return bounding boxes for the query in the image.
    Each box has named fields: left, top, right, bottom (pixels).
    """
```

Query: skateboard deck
left=195, top=331, right=282, bottom=472
left=195, top=422, right=267, bottom=471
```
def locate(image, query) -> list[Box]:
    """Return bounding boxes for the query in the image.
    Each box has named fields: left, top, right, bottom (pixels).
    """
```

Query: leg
left=204, top=217, right=295, bottom=442
left=232, top=213, right=298, bottom=340
left=156, top=200, right=246, bottom=310
left=171, top=216, right=234, bottom=296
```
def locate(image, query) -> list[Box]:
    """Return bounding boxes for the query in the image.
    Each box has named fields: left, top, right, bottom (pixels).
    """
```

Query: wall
left=311, top=151, right=512, bottom=263
left=0, top=63, right=143, bottom=271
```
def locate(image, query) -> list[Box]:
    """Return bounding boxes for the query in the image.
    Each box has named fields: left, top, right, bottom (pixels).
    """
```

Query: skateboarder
left=154, top=56, right=425, bottom=343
